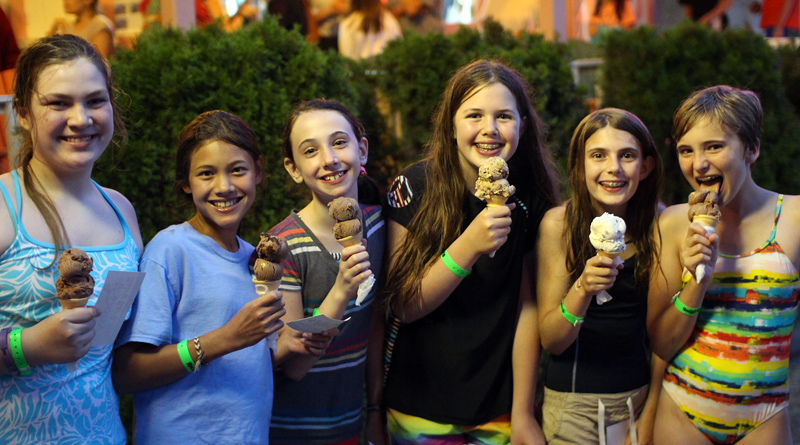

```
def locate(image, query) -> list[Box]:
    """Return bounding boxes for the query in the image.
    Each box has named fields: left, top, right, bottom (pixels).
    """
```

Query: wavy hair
left=385, top=59, right=560, bottom=316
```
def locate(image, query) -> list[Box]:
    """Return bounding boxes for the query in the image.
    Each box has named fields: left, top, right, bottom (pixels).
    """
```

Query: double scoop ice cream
left=475, top=156, right=516, bottom=205
left=589, top=212, right=627, bottom=255
left=253, top=233, right=288, bottom=293
left=329, top=197, right=363, bottom=247
left=56, top=248, right=95, bottom=309
left=589, top=213, right=626, bottom=305
left=688, top=190, right=720, bottom=281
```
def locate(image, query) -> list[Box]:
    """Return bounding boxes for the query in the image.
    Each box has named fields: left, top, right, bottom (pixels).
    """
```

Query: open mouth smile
left=211, top=197, right=243, bottom=209
left=321, top=171, right=347, bottom=182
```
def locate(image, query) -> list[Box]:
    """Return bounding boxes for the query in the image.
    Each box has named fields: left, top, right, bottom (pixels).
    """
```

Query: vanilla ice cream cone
left=59, top=297, right=90, bottom=310
left=337, top=232, right=363, bottom=248
left=692, top=215, right=719, bottom=282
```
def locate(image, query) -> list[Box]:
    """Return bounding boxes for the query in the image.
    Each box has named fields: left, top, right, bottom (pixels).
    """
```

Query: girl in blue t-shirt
left=113, top=110, right=286, bottom=443
left=268, top=99, right=386, bottom=445
left=536, top=108, right=665, bottom=444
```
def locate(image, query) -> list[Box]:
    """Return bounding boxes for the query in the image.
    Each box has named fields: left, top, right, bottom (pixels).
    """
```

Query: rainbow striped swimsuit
left=663, top=195, right=799, bottom=444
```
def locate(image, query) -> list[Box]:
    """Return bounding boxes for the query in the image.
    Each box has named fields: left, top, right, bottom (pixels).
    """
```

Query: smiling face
left=584, top=126, right=653, bottom=218
left=182, top=140, right=262, bottom=246
left=676, top=117, right=758, bottom=208
left=285, top=109, right=368, bottom=205
left=453, top=82, right=522, bottom=188
left=18, top=59, right=113, bottom=175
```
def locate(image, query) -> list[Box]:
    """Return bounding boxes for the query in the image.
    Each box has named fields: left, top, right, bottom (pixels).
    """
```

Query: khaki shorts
left=542, top=385, right=648, bottom=444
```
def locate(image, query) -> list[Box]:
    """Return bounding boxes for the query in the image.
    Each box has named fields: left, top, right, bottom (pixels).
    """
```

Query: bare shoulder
left=778, top=194, right=800, bottom=222
left=538, top=205, right=567, bottom=237
left=101, top=186, right=144, bottom=253
left=658, top=204, right=689, bottom=234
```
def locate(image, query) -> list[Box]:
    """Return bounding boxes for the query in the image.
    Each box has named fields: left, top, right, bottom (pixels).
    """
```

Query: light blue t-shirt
left=0, top=171, right=137, bottom=444
left=117, top=222, right=273, bottom=444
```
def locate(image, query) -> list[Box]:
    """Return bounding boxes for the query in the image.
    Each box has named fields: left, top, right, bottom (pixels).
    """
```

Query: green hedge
left=599, top=24, right=800, bottom=204
left=96, top=19, right=584, bottom=244
left=373, top=20, right=586, bottom=168
left=97, top=19, right=370, bottom=243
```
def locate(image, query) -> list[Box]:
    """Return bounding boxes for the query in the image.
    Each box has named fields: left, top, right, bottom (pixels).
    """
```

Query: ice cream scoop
left=688, top=190, right=720, bottom=282
left=589, top=213, right=626, bottom=305
left=328, top=196, right=373, bottom=305
left=475, top=157, right=516, bottom=257
left=329, top=197, right=363, bottom=247
left=56, top=248, right=94, bottom=309
left=589, top=212, right=627, bottom=255
left=475, top=156, right=516, bottom=203
left=254, top=233, right=288, bottom=293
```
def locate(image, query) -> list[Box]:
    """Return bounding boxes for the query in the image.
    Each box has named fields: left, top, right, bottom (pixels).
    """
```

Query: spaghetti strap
left=767, top=194, right=784, bottom=244
left=0, top=171, right=22, bottom=232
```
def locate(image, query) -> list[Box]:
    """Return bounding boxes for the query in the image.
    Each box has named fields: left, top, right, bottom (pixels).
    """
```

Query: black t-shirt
left=382, top=160, right=550, bottom=425
left=545, top=255, right=651, bottom=393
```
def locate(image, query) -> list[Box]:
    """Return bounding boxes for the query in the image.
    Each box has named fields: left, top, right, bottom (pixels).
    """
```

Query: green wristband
left=672, top=292, right=701, bottom=316
left=177, top=340, right=195, bottom=373
left=9, top=329, right=32, bottom=375
left=441, top=250, right=470, bottom=278
left=559, top=301, right=585, bottom=326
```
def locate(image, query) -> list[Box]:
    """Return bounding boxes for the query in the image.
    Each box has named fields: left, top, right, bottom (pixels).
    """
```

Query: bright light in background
left=444, top=0, right=473, bottom=24
left=226, top=0, right=239, bottom=17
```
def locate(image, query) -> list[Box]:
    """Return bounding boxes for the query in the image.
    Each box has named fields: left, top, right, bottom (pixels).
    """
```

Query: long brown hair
left=385, top=59, right=560, bottom=316
left=13, top=34, right=126, bottom=266
left=564, top=108, right=663, bottom=289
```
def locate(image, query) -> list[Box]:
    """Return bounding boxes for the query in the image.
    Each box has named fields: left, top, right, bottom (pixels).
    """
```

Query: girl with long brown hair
left=536, top=108, right=664, bottom=444
left=383, top=59, right=559, bottom=444
left=0, top=34, right=142, bottom=442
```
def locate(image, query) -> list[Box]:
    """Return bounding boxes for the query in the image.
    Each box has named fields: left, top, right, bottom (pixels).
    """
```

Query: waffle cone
left=337, top=232, right=363, bottom=247
left=59, top=297, right=90, bottom=310
left=485, top=195, right=508, bottom=207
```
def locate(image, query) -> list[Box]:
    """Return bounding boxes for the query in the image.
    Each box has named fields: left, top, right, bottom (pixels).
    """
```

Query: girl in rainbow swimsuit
left=648, top=85, right=800, bottom=444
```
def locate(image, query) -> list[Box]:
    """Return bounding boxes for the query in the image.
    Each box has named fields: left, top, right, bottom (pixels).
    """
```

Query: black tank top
left=545, top=255, right=651, bottom=393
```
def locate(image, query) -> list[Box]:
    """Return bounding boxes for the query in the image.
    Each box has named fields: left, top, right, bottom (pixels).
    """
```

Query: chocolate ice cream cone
left=337, top=232, right=363, bottom=248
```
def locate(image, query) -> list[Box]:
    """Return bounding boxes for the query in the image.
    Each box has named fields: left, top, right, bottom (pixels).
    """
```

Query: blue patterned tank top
left=0, top=170, right=139, bottom=444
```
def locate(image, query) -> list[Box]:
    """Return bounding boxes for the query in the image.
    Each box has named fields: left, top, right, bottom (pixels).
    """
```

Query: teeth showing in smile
left=601, top=181, right=625, bottom=188
left=475, top=143, right=501, bottom=150
left=212, top=198, right=241, bottom=208
left=322, top=171, right=346, bottom=181
left=63, top=136, right=93, bottom=143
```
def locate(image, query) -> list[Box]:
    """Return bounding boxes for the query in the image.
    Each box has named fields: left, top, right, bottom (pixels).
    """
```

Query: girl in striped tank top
left=649, top=85, right=800, bottom=444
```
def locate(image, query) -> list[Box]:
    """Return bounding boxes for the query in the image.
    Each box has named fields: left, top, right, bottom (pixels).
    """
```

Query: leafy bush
left=372, top=20, right=586, bottom=173
left=97, top=19, right=371, bottom=243
left=600, top=24, right=800, bottom=204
